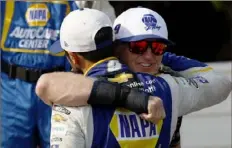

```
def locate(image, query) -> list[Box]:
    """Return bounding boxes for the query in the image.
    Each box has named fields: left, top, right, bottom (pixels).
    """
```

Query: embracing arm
left=162, top=52, right=231, bottom=115
left=36, top=72, right=165, bottom=123
left=36, top=72, right=150, bottom=113
left=36, top=72, right=93, bottom=107
left=167, top=69, right=232, bottom=116
left=36, top=53, right=209, bottom=109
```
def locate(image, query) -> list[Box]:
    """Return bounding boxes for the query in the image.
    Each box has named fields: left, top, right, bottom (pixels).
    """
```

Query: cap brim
left=49, top=40, right=64, bottom=54
left=117, top=34, right=174, bottom=45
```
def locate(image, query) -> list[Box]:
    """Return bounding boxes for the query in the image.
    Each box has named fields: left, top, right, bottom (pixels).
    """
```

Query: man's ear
left=68, top=52, right=79, bottom=65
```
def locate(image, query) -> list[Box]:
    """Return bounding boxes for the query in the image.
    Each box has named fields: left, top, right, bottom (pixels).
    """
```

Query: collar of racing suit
left=84, top=56, right=131, bottom=77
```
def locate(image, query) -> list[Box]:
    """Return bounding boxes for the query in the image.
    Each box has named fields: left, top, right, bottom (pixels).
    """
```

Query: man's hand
left=139, top=96, right=166, bottom=124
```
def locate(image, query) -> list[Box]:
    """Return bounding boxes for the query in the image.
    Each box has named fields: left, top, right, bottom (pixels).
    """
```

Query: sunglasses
left=126, top=40, right=168, bottom=55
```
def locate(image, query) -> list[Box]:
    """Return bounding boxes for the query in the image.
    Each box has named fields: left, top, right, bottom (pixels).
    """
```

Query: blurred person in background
left=211, top=1, right=232, bottom=61
left=0, top=1, right=115, bottom=148
left=76, top=1, right=116, bottom=22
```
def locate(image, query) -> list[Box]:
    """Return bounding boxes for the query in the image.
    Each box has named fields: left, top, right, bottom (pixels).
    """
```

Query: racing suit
left=50, top=54, right=231, bottom=148
left=0, top=1, right=79, bottom=147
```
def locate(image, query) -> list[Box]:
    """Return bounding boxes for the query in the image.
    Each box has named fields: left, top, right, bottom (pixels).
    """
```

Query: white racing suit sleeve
left=50, top=105, right=94, bottom=148
left=160, top=67, right=231, bottom=140
left=163, top=68, right=231, bottom=117
left=161, top=52, right=231, bottom=116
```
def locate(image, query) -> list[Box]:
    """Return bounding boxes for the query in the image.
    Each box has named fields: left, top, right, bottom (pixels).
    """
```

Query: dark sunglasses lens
left=151, top=42, right=167, bottom=55
left=129, top=41, right=148, bottom=54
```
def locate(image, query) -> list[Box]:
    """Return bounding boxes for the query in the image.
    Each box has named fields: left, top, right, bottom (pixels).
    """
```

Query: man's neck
left=81, top=60, right=95, bottom=74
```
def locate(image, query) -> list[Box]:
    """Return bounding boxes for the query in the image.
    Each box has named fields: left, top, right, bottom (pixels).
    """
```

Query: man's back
left=50, top=57, right=173, bottom=148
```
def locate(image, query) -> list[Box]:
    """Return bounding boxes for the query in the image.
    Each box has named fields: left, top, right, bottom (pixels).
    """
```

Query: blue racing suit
left=51, top=57, right=173, bottom=148
left=0, top=1, right=78, bottom=148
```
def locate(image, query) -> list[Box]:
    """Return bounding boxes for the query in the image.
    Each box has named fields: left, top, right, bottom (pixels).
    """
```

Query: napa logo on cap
left=25, top=3, right=50, bottom=27
left=142, top=14, right=161, bottom=31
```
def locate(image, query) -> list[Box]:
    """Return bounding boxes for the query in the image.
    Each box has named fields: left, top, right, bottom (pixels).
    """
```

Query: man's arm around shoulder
left=36, top=72, right=166, bottom=123
left=36, top=72, right=93, bottom=106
